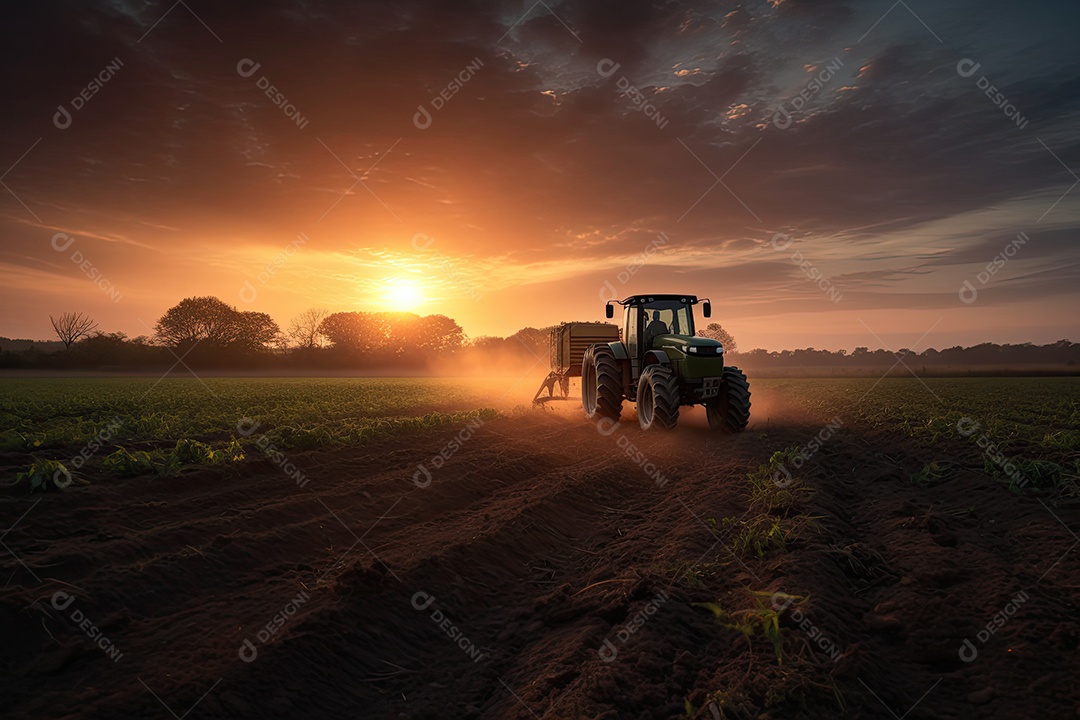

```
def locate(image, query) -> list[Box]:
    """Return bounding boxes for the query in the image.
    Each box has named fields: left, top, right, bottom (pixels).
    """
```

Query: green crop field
left=3, top=376, right=1078, bottom=492
left=765, top=376, right=1080, bottom=498
left=1, top=377, right=501, bottom=488
left=768, top=376, right=1080, bottom=444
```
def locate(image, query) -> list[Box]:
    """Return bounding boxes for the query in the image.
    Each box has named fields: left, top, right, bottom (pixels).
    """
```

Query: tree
left=386, top=312, right=423, bottom=354
left=319, top=311, right=391, bottom=353
left=697, top=322, right=738, bottom=354
left=154, top=297, right=278, bottom=355
left=287, top=308, right=328, bottom=349
left=154, top=296, right=241, bottom=351
left=469, top=336, right=505, bottom=351
left=317, top=311, right=465, bottom=359
left=413, top=314, right=465, bottom=353
left=68, top=331, right=133, bottom=365
left=233, top=311, right=282, bottom=353
left=50, top=312, right=98, bottom=350
left=507, top=326, right=549, bottom=357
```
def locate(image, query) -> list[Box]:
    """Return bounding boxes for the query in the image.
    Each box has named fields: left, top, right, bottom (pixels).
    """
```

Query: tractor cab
left=606, top=294, right=714, bottom=380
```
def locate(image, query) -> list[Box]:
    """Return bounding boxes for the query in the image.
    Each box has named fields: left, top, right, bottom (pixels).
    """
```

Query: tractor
left=533, top=294, right=751, bottom=432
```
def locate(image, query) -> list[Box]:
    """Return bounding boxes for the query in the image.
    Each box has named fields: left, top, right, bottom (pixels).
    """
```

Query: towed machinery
left=533, top=294, right=751, bottom=432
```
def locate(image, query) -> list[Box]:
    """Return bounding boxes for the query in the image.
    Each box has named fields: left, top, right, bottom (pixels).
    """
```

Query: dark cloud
left=0, top=0, right=1076, bottom=344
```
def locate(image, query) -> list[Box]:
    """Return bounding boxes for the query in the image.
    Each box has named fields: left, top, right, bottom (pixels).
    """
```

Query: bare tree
left=288, top=308, right=328, bottom=349
left=50, top=312, right=98, bottom=351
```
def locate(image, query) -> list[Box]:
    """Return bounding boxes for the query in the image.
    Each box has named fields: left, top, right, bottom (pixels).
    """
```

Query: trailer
left=532, top=322, right=621, bottom=404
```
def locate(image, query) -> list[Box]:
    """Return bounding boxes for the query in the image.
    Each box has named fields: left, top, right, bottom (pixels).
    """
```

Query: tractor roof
left=619, top=294, right=700, bottom=305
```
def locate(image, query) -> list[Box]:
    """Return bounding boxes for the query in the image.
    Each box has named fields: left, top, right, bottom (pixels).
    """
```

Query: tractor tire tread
left=716, top=366, right=751, bottom=433
left=585, top=345, right=623, bottom=421
left=639, top=365, right=680, bottom=430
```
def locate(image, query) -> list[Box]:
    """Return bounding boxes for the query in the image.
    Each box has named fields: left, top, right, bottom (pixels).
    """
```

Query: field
left=2, top=375, right=1079, bottom=719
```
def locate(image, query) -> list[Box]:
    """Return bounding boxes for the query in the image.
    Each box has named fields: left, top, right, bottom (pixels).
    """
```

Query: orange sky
left=1, top=1, right=1077, bottom=351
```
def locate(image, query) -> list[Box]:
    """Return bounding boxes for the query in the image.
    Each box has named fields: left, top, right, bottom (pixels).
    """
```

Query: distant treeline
left=1, top=296, right=1076, bottom=373
left=733, top=341, right=1080, bottom=369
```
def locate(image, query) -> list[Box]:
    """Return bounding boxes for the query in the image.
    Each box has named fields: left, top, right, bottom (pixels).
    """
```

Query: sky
left=1, top=0, right=1077, bottom=352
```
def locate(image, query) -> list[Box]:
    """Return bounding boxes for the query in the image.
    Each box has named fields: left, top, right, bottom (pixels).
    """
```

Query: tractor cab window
left=637, top=299, right=694, bottom=350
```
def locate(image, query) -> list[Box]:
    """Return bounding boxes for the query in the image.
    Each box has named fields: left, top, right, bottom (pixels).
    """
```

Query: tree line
left=1, top=297, right=466, bottom=369
left=0, top=302, right=1076, bottom=372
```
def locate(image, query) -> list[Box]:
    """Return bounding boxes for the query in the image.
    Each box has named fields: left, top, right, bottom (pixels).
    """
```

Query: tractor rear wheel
left=637, top=365, right=680, bottom=430
left=707, top=366, right=751, bottom=433
left=582, top=345, right=623, bottom=421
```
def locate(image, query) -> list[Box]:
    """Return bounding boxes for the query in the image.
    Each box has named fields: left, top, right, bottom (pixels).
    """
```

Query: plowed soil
left=2, top=387, right=1078, bottom=719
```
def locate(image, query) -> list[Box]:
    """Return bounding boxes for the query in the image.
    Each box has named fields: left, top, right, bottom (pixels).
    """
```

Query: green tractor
left=582, top=294, right=751, bottom=432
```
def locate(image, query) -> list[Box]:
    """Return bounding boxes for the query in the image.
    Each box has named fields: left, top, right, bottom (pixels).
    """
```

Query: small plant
left=684, top=688, right=739, bottom=719
left=745, top=447, right=814, bottom=514
left=910, top=461, right=954, bottom=487
left=0, top=430, right=28, bottom=452
left=99, top=439, right=247, bottom=478
left=919, top=412, right=967, bottom=443
left=682, top=563, right=707, bottom=589
left=1040, top=430, right=1079, bottom=451
left=994, top=458, right=1065, bottom=494
left=13, top=458, right=73, bottom=491
left=171, top=438, right=217, bottom=465
left=723, top=515, right=790, bottom=558
left=262, top=425, right=335, bottom=450
left=103, top=447, right=161, bottom=476
left=219, top=439, right=245, bottom=462
left=693, top=590, right=800, bottom=663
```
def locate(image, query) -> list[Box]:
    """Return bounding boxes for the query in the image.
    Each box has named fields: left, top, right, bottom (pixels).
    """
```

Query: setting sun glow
left=384, top=278, right=425, bottom=311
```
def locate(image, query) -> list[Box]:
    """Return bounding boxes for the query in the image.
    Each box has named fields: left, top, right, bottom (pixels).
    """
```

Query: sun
left=384, top=277, right=425, bottom=310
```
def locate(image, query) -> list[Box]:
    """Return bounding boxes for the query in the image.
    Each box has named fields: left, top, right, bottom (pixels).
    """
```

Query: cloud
left=0, top=0, right=1076, bottom=347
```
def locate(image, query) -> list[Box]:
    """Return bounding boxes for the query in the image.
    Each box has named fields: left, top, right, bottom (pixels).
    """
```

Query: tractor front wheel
left=706, top=366, right=751, bottom=433
left=582, top=345, right=623, bottom=421
left=637, top=365, right=680, bottom=430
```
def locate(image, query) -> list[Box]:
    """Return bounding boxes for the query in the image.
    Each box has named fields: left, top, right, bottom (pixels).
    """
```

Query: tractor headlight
left=687, top=346, right=699, bottom=354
